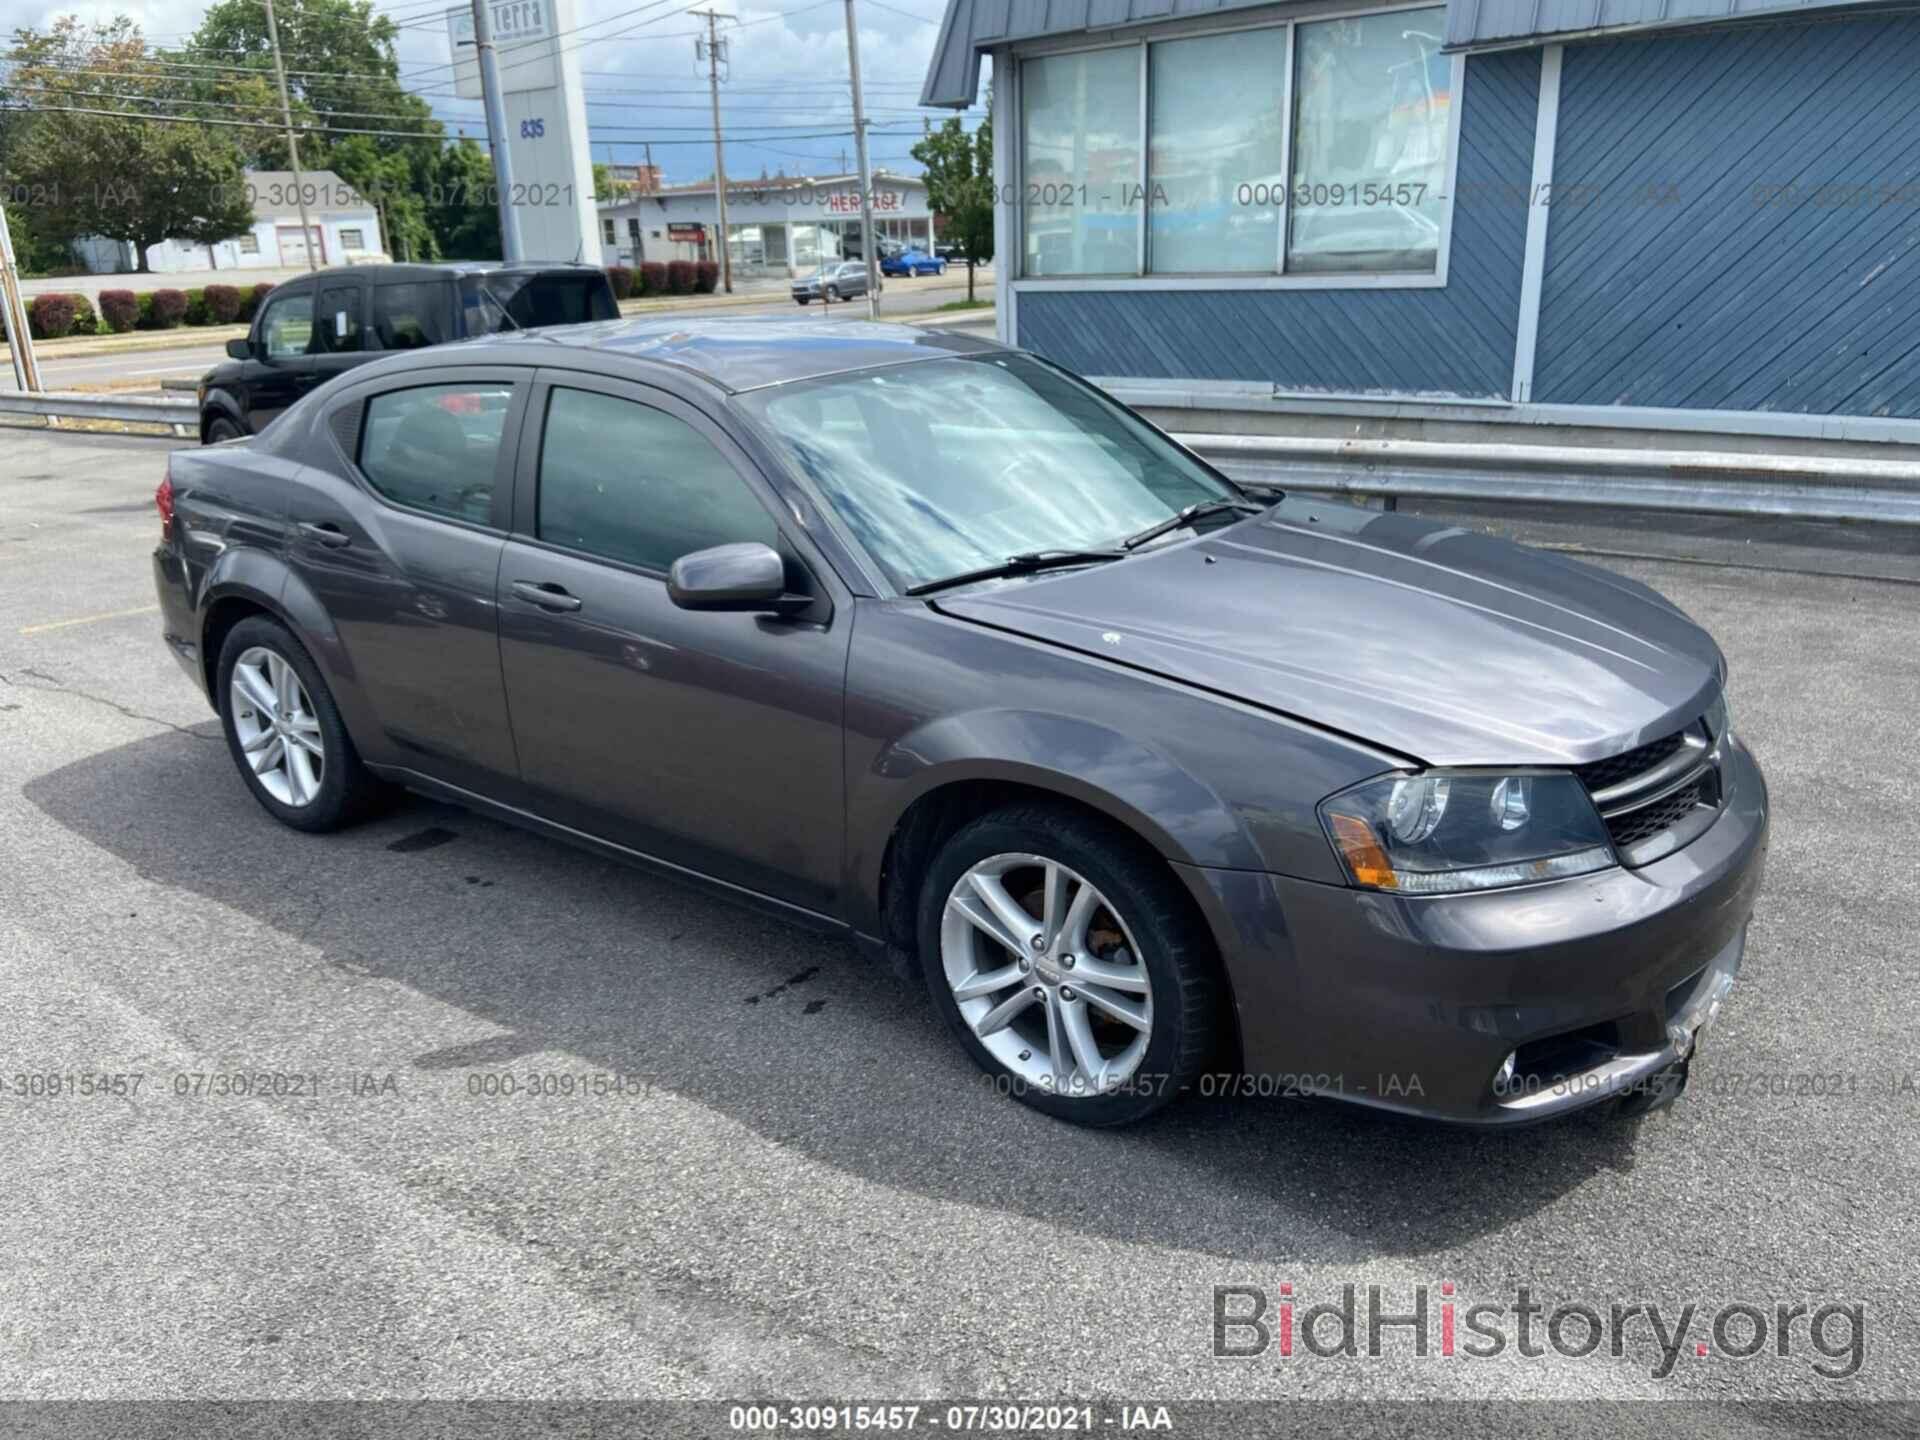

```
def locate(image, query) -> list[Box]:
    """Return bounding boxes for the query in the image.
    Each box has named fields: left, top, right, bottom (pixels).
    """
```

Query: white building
left=74, top=170, right=387, bottom=275
left=597, top=171, right=938, bottom=278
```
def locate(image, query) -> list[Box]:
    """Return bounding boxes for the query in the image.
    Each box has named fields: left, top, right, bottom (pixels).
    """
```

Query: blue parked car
left=881, top=248, right=947, bottom=278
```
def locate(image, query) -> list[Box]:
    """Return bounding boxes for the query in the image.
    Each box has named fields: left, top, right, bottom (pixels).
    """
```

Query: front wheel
left=795, top=296, right=811, bottom=305
left=824, top=285, right=839, bottom=303
left=918, top=805, right=1220, bottom=1126
left=205, top=414, right=243, bottom=444
left=216, top=616, right=387, bottom=832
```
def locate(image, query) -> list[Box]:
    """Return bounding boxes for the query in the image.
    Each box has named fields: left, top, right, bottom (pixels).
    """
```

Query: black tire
left=216, top=615, right=388, bottom=833
left=917, top=804, right=1220, bottom=1126
left=206, top=414, right=243, bottom=444
left=824, top=285, right=839, bottom=303
left=795, top=297, right=810, bottom=306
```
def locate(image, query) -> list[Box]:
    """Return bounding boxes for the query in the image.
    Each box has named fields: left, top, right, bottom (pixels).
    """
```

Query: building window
left=1147, top=28, right=1287, bottom=274
left=602, top=217, right=617, bottom=244
left=339, top=227, right=366, bottom=251
left=1018, top=6, right=1449, bottom=281
left=238, top=232, right=261, bottom=255
left=1021, top=47, right=1142, bottom=277
left=1287, top=11, right=1450, bottom=274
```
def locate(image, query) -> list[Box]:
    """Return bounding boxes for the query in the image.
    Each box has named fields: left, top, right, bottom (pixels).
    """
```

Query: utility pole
left=470, top=0, right=524, bottom=263
left=842, top=0, right=879, bottom=319
left=262, top=0, right=316, bottom=273
left=695, top=11, right=732, bottom=294
left=0, top=199, right=43, bottom=392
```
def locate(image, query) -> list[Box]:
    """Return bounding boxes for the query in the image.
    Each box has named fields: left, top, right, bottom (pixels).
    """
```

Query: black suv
left=197, top=262, right=617, bottom=443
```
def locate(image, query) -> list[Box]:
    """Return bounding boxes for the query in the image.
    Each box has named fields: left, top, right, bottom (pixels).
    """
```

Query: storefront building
left=597, top=172, right=939, bottom=278
left=922, top=0, right=1920, bottom=443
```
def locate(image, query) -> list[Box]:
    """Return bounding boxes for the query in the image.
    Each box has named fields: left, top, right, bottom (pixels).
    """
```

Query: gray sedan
left=792, top=260, right=878, bottom=305
left=150, top=317, right=1767, bottom=1128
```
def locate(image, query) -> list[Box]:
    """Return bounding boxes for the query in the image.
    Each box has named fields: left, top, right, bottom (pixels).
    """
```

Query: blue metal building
left=922, top=0, right=1920, bottom=443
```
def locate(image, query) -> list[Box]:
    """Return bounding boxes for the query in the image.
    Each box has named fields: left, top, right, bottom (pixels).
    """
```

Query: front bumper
left=1180, top=735, right=1769, bottom=1123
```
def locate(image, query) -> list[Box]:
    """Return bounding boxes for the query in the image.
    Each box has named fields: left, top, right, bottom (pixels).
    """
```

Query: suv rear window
left=462, top=272, right=617, bottom=333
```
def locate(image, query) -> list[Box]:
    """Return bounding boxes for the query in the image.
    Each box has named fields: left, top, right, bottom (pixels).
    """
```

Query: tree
left=424, top=139, right=502, bottom=261
left=183, top=0, right=445, bottom=260
left=911, top=103, right=994, bottom=302
left=1, top=18, right=256, bottom=272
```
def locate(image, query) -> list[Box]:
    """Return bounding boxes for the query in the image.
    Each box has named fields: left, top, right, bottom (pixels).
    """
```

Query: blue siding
left=1534, top=17, right=1920, bottom=415
left=1016, top=50, right=1537, bottom=397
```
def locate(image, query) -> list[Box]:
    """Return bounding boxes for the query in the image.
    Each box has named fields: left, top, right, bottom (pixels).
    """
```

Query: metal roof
left=1444, top=0, right=1898, bottom=49
left=919, top=0, right=1901, bottom=104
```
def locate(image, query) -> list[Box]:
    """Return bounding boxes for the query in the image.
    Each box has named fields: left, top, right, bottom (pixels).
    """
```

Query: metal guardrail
left=0, top=389, right=196, bottom=434
left=1168, top=432, right=1920, bottom=526
left=4, top=387, right=1919, bottom=527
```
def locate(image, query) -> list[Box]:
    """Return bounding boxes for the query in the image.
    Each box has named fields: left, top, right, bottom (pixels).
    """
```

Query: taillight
left=155, top=467, right=174, bottom=542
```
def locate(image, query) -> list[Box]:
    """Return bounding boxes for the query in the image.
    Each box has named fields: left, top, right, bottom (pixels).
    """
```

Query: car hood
left=934, top=498, right=1724, bottom=767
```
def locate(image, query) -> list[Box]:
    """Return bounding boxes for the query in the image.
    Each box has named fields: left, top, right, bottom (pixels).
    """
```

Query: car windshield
left=736, top=354, right=1241, bottom=592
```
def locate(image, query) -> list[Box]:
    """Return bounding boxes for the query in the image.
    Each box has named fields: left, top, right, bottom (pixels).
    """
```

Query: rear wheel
left=918, top=805, right=1220, bottom=1126
left=216, top=616, right=386, bottom=832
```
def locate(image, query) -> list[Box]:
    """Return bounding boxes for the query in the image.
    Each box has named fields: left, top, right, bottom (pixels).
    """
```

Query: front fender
left=200, top=387, right=248, bottom=441
left=845, top=708, right=1262, bottom=942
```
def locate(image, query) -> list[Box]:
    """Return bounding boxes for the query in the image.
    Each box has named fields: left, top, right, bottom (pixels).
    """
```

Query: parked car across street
left=881, top=248, right=948, bottom=277
left=791, top=261, right=879, bottom=305
left=152, top=316, right=1766, bottom=1130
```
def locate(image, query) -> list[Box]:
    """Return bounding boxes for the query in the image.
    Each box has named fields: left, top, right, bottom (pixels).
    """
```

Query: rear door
left=301, top=278, right=371, bottom=398
left=290, top=366, right=531, bottom=796
left=494, top=370, right=850, bottom=913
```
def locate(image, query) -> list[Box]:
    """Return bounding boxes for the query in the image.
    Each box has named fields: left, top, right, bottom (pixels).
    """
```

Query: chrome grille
left=1575, top=717, right=1725, bottom=865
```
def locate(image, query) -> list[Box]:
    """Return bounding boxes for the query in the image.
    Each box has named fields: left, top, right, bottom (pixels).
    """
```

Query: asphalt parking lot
left=2, top=426, right=1916, bottom=1431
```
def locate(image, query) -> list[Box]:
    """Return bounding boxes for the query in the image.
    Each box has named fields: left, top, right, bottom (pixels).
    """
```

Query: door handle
left=510, top=580, right=583, bottom=612
left=298, top=521, right=351, bottom=548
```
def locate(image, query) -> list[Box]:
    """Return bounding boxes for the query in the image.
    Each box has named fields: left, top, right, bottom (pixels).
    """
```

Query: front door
left=241, top=283, right=314, bottom=432
left=496, top=373, right=849, bottom=914
left=286, top=369, right=531, bottom=796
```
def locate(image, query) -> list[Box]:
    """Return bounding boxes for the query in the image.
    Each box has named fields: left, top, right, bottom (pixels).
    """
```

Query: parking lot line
left=20, top=603, right=160, bottom=636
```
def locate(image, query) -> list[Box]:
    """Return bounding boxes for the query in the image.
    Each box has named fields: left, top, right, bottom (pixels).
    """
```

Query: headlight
left=1320, top=770, right=1614, bottom=895
left=1705, top=689, right=1732, bottom=743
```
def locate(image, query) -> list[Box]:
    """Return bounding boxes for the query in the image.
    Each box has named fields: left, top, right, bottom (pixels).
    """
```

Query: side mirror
left=226, top=337, right=253, bottom=361
left=667, top=541, right=802, bottom=613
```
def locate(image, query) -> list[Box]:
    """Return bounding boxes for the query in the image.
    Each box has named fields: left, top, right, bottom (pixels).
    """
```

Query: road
left=2, top=427, right=1915, bottom=1431
left=2, top=271, right=997, bottom=393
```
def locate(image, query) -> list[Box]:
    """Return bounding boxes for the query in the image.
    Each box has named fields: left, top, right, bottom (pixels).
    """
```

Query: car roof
left=479, top=314, right=1004, bottom=392
left=278, top=260, right=606, bottom=286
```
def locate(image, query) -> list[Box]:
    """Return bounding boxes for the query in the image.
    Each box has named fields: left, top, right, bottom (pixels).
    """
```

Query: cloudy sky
left=10, top=0, right=988, bottom=182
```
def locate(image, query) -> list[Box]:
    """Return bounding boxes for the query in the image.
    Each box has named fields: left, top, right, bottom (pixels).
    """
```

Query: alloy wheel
left=940, top=853, right=1153, bottom=1096
left=229, top=645, right=326, bottom=807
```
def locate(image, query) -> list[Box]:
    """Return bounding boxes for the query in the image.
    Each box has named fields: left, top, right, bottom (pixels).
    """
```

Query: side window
left=259, top=291, right=314, bottom=360
left=311, top=285, right=363, bottom=355
left=371, top=282, right=449, bottom=350
left=536, top=387, right=779, bottom=572
left=359, top=383, right=513, bottom=524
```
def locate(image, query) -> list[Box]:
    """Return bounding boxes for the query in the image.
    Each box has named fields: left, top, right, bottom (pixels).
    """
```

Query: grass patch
left=935, top=299, right=993, bottom=312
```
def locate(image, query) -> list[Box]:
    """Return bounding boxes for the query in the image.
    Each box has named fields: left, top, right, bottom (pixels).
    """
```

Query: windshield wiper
left=1119, top=498, right=1267, bottom=552
left=905, top=548, right=1125, bottom=597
